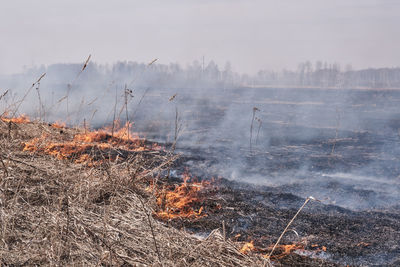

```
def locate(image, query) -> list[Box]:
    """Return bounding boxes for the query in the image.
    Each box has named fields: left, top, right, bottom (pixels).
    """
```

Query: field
left=132, top=86, right=400, bottom=265
left=0, top=119, right=268, bottom=266
left=1, top=86, right=400, bottom=266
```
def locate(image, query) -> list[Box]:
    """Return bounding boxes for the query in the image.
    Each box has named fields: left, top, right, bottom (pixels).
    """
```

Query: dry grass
left=0, top=120, right=267, bottom=266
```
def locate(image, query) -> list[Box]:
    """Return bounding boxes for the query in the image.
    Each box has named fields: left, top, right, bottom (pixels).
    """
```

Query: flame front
left=239, top=241, right=306, bottom=259
left=266, top=243, right=304, bottom=259
left=1, top=114, right=30, bottom=124
left=154, top=172, right=210, bottom=220
left=23, top=121, right=151, bottom=164
left=240, top=241, right=255, bottom=254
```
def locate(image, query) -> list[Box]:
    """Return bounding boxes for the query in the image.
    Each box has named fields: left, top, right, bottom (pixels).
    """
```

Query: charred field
left=135, top=87, right=400, bottom=266
left=1, top=86, right=400, bottom=266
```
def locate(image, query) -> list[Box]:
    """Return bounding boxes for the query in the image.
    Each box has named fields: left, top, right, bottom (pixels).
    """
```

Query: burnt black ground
left=159, top=176, right=400, bottom=266
left=133, top=87, right=400, bottom=266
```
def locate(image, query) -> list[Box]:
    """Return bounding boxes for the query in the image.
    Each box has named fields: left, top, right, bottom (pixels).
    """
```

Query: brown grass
left=0, top=120, right=267, bottom=266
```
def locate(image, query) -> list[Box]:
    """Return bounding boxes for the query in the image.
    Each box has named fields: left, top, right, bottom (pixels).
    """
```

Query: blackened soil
left=160, top=178, right=400, bottom=266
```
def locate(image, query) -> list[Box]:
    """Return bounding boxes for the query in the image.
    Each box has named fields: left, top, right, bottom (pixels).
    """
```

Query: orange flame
left=240, top=241, right=255, bottom=254
left=23, top=121, right=151, bottom=164
left=51, top=121, right=66, bottom=129
left=265, top=243, right=304, bottom=259
left=154, top=172, right=210, bottom=220
left=1, top=114, right=30, bottom=124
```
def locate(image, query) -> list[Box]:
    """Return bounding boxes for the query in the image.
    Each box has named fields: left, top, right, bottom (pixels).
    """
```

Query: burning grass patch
left=1, top=114, right=30, bottom=124
left=151, top=172, right=212, bottom=220
left=0, top=118, right=267, bottom=266
left=22, top=120, right=159, bottom=165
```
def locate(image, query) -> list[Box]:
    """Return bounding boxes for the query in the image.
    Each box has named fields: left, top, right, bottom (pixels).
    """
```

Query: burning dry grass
left=239, top=241, right=305, bottom=259
left=22, top=121, right=158, bottom=165
left=0, top=118, right=267, bottom=266
left=152, top=172, right=211, bottom=220
left=1, top=113, right=30, bottom=124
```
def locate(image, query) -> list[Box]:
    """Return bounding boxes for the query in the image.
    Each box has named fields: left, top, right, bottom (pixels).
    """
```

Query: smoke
left=1, top=62, right=400, bottom=212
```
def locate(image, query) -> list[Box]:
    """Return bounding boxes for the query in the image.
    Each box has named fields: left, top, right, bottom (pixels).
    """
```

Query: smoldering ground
left=2, top=62, right=400, bottom=266
left=2, top=63, right=400, bottom=213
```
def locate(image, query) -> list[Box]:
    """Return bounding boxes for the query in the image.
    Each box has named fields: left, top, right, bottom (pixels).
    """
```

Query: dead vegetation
left=0, top=119, right=267, bottom=266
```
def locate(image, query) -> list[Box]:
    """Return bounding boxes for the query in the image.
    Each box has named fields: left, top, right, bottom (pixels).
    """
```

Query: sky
left=0, top=0, right=400, bottom=74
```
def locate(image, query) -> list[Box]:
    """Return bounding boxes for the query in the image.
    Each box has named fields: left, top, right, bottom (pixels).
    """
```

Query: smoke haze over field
left=1, top=1, right=400, bottom=212
left=2, top=62, right=400, bottom=212
left=1, top=0, right=400, bottom=74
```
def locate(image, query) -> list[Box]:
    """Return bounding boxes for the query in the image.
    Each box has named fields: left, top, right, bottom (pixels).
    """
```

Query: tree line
left=255, top=61, right=400, bottom=89
left=2, top=60, right=400, bottom=90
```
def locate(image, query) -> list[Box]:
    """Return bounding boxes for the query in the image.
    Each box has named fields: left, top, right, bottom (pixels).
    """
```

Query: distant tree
left=222, top=61, right=234, bottom=87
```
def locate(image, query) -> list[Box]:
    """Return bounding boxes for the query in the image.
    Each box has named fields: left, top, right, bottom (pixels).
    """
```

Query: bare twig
left=130, top=87, right=150, bottom=121
left=57, top=54, right=91, bottom=120
left=267, top=196, right=315, bottom=259
left=127, top=58, right=158, bottom=89
left=0, top=89, right=9, bottom=102
left=12, top=73, right=46, bottom=117
left=250, top=107, right=259, bottom=152
left=331, top=107, right=341, bottom=155
left=0, top=154, right=8, bottom=177
left=255, top=117, right=262, bottom=146
left=111, top=86, right=118, bottom=138
left=35, top=79, right=45, bottom=121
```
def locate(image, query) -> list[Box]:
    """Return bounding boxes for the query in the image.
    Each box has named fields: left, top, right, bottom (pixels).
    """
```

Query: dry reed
left=0, top=120, right=265, bottom=266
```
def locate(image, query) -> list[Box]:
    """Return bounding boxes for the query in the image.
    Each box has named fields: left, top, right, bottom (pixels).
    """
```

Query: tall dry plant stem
left=127, top=58, right=158, bottom=89
left=130, top=87, right=150, bottom=122
left=0, top=89, right=9, bottom=102
left=11, top=73, right=46, bottom=117
left=249, top=107, right=259, bottom=152
left=58, top=54, right=91, bottom=122
left=123, top=84, right=133, bottom=140
left=166, top=94, right=182, bottom=180
left=331, top=107, right=341, bottom=155
left=255, top=117, right=262, bottom=146
left=111, top=86, right=118, bottom=138
left=267, top=196, right=315, bottom=259
left=0, top=154, right=8, bottom=177
left=35, top=79, right=45, bottom=121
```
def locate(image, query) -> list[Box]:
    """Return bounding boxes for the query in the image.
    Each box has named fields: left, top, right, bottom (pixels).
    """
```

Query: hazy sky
left=1, top=0, right=399, bottom=74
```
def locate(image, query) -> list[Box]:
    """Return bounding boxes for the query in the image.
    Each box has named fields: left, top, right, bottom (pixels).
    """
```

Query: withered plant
left=0, top=119, right=266, bottom=266
left=249, top=106, right=260, bottom=152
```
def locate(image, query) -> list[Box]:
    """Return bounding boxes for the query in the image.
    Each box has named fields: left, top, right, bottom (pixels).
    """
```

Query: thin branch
left=267, top=196, right=315, bottom=259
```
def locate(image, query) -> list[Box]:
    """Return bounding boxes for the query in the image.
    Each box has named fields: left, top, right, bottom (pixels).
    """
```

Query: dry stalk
left=331, top=107, right=341, bottom=155
left=58, top=54, right=91, bottom=121
left=0, top=154, right=8, bottom=177
left=127, top=58, right=158, bottom=89
left=166, top=96, right=182, bottom=179
left=222, top=220, right=226, bottom=241
left=0, top=89, right=9, bottom=102
left=250, top=107, right=259, bottom=152
left=11, top=73, right=46, bottom=117
left=131, top=87, right=150, bottom=122
left=255, top=117, right=262, bottom=146
left=111, top=86, right=118, bottom=138
left=35, top=79, right=45, bottom=121
left=123, top=85, right=133, bottom=140
left=267, top=196, right=315, bottom=259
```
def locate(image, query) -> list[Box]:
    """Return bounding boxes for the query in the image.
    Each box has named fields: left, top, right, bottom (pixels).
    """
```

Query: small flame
left=52, top=121, right=66, bottom=129
left=23, top=120, right=151, bottom=164
left=240, top=241, right=255, bottom=254
left=2, top=114, right=30, bottom=124
left=265, top=243, right=304, bottom=259
left=154, top=172, right=210, bottom=220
